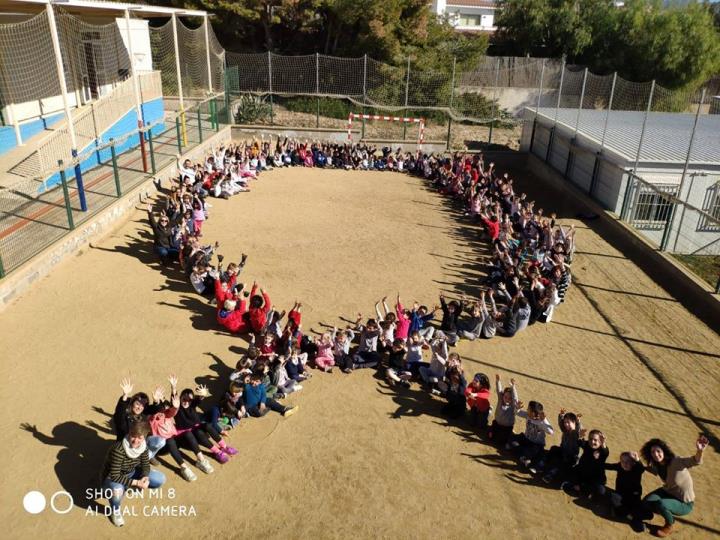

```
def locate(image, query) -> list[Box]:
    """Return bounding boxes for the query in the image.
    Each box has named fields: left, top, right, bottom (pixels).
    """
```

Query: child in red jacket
left=248, top=282, right=272, bottom=334
left=217, top=298, right=249, bottom=334
left=465, top=372, right=492, bottom=429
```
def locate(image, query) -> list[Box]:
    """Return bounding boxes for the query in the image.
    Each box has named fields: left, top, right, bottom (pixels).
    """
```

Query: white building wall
left=432, top=1, right=497, bottom=31
left=115, top=17, right=152, bottom=72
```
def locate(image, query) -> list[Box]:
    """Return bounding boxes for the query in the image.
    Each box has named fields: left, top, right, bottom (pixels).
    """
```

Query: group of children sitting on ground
left=128, top=137, right=703, bottom=536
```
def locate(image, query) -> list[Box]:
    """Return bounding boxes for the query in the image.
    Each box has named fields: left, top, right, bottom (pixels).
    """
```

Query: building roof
left=532, top=107, right=720, bottom=166
left=447, top=0, right=497, bottom=8
left=0, top=0, right=207, bottom=17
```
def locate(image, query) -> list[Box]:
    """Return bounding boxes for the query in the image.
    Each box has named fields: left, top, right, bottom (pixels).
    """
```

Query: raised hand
left=153, top=386, right=165, bottom=403
left=579, top=428, right=587, bottom=438
left=120, top=378, right=134, bottom=398
left=171, top=394, right=180, bottom=408
left=195, top=384, right=210, bottom=398
left=168, top=374, right=178, bottom=389
left=696, top=435, right=709, bottom=451
left=516, top=400, right=525, bottom=410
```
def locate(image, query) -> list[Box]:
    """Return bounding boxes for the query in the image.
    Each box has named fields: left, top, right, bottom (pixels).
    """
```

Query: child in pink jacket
left=314, top=332, right=335, bottom=372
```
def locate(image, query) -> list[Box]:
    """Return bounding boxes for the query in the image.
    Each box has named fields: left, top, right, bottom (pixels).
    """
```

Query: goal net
left=347, top=113, right=425, bottom=147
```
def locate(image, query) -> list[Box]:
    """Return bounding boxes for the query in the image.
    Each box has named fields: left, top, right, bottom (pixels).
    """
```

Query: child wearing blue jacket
left=243, top=371, right=298, bottom=418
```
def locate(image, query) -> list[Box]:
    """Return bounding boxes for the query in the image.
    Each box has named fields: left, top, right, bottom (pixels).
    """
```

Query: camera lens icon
left=23, top=491, right=46, bottom=514
left=23, top=491, right=73, bottom=514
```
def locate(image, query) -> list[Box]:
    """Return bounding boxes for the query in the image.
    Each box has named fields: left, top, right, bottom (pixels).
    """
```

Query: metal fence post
left=553, top=56, right=566, bottom=128
left=224, top=69, right=232, bottom=124
left=58, top=160, right=75, bottom=230
left=268, top=51, right=274, bottom=125
left=403, top=56, right=410, bottom=141
left=138, top=120, right=148, bottom=173
left=621, top=80, right=655, bottom=220
left=213, top=99, right=219, bottom=131
left=362, top=54, right=367, bottom=139
left=590, top=72, right=617, bottom=198
left=488, top=57, right=500, bottom=144
left=574, top=67, right=588, bottom=138
left=147, top=126, right=157, bottom=174
left=315, top=52, right=320, bottom=128
left=600, top=72, right=617, bottom=151
left=534, top=58, right=546, bottom=119
left=661, top=88, right=706, bottom=251
left=176, top=116, right=183, bottom=153
left=620, top=171, right=637, bottom=222
left=529, top=58, right=546, bottom=154
left=446, top=57, right=456, bottom=150
left=110, top=139, right=122, bottom=197
left=197, top=108, right=203, bottom=143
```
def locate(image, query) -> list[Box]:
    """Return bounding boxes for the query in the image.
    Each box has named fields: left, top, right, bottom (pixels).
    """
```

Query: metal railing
left=0, top=96, right=224, bottom=279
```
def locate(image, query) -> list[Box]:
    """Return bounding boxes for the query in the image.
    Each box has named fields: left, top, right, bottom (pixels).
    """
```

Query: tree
left=492, top=0, right=720, bottom=90
left=145, top=0, right=486, bottom=68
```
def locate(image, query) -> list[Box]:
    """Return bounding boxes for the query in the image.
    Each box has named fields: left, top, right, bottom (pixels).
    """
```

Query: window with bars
left=630, top=184, right=677, bottom=230
left=698, top=182, right=720, bottom=232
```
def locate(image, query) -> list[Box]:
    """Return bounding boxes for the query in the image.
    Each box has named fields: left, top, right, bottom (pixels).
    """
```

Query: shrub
left=233, top=94, right=272, bottom=124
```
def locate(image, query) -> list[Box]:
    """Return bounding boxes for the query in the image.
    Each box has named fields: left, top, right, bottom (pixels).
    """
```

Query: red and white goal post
left=347, top=113, right=425, bottom=148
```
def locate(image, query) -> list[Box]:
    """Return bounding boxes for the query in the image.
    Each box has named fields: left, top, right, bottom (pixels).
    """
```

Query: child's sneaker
left=283, top=405, right=299, bottom=418
left=197, top=456, right=214, bottom=474
left=180, top=466, right=198, bottom=482
left=295, top=384, right=303, bottom=391
left=223, top=446, right=238, bottom=456
left=430, top=389, right=442, bottom=396
left=214, top=451, right=230, bottom=464
left=110, top=511, right=125, bottom=527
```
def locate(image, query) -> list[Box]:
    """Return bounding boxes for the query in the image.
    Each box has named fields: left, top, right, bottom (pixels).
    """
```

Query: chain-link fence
left=222, top=53, right=561, bottom=149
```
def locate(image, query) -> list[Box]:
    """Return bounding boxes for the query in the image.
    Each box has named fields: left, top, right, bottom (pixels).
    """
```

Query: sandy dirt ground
left=0, top=163, right=719, bottom=540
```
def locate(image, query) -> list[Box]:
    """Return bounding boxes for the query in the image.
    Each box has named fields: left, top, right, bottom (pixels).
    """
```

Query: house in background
left=431, top=0, right=498, bottom=32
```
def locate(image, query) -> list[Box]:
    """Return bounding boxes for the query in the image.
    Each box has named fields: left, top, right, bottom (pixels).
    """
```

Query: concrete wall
left=0, top=127, right=232, bottom=312
left=0, top=112, right=66, bottom=155
left=594, top=158, right=625, bottom=214
left=115, top=18, right=152, bottom=72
